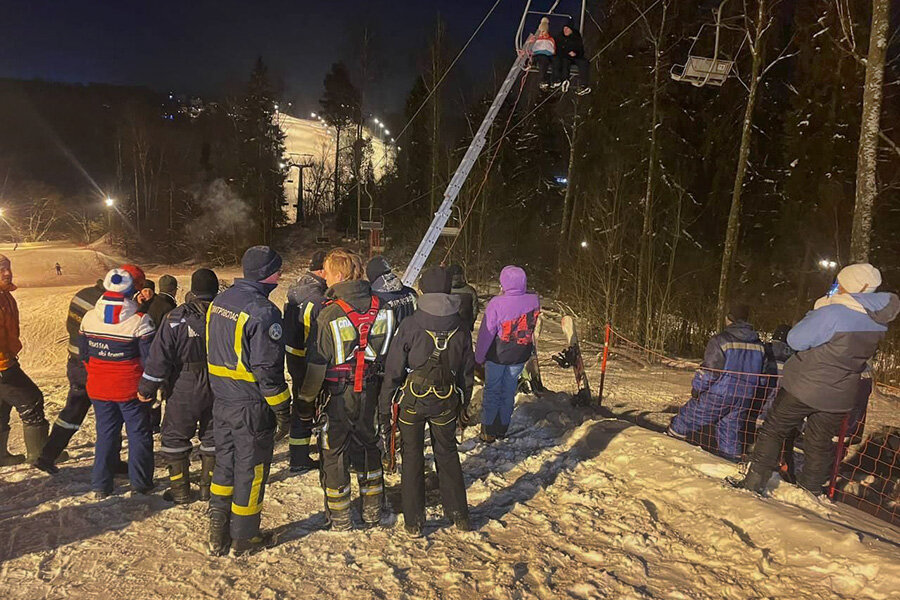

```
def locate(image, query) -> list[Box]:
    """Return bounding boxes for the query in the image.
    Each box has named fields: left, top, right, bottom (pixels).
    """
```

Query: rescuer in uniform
left=299, top=248, right=395, bottom=531
left=283, top=250, right=328, bottom=473
left=206, top=247, right=290, bottom=556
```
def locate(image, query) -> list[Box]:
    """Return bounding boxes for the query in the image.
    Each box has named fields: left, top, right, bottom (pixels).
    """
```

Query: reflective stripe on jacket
left=206, top=279, right=288, bottom=407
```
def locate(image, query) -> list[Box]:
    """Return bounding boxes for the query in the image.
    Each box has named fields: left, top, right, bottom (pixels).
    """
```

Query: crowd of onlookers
left=0, top=247, right=544, bottom=556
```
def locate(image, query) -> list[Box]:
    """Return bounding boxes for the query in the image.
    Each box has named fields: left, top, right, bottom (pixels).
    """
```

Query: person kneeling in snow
left=474, top=266, right=540, bottom=443
left=735, top=264, right=898, bottom=496
left=667, top=304, right=765, bottom=462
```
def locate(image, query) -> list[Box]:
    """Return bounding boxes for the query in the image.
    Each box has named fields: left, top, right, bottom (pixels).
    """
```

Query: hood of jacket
left=413, top=293, right=463, bottom=331
left=854, top=292, right=900, bottom=325
left=288, top=271, right=327, bottom=305
left=327, top=279, right=374, bottom=312
left=723, top=320, right=760, bottom=343
left=499, top=266, right=527, bottom=296
left=371, top=272, right=404, bottom=294
left=234, top=277, right=277, bottom=298
left=95, top=292, right=141, bottom=325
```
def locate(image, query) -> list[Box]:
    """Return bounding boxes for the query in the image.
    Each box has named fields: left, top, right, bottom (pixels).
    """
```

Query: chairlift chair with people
left=517, top=0, right=586, bottom=77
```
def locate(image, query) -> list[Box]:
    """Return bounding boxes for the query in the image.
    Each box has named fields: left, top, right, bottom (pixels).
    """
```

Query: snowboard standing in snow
left=552, top=315, right=592, bottom=406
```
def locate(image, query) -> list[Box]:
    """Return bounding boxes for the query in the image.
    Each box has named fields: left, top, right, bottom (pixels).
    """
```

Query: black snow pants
left=210, top=398, right=275, bottom=541
left=287, top=355, right=316, bottom=467
left=748, top=388, right=847, bottom=493
left=554, top=55, right=590, bottom=86
left=0, top=364, right=46, bottom=429
left=397, top=389, right=468, bottom=529
left=319, top=381, right=384, bottom=526
left=41, top=356, right=91, bottom=461
left=160, top=365, right=214, bottom=459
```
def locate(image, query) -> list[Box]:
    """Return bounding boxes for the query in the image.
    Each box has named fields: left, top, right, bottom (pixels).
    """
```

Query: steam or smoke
left=188, top=178, right=253, bottom=242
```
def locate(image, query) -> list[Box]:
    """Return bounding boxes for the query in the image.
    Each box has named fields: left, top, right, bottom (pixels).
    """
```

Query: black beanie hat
left=191, top=268, right=219, bottom=300
left=309, top=250, right=327, bottom=272
left=144, top=280, right=156, bottom=292
left=420, top=266, right=451, bottom=294
left=772, top=324, right=791, bottom=343
left=366, top=255, right=392, bottom=283
left=242, top=246, right=282, bottom=281
left=159, top=274, right=178, bottom=295
left=727, top=303, right=750, bottom=323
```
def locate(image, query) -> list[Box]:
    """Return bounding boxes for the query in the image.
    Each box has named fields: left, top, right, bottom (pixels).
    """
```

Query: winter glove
left=272, top=400, right=291, bottom=442
left=458, top=402, right=473, bottom=428
left=690, top=388, right=699, bottom=400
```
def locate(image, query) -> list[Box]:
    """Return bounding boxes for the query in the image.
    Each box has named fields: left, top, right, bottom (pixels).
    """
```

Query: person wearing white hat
left=734, top=263, right=899, bottom=496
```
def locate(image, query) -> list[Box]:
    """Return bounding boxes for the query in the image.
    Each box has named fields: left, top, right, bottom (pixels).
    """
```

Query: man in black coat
left=139, top=275, right=178, bottom=433
left=554, top=20, right=591, bottom=95
left=283, top=251, right=328, bottom=472
left=138, top=269, right=219, bottom=503
left=447, top=264, right=479, bottom=332
left=367, top=256, right=417, bottom=325
left=378, top=266, right=475, bottom=536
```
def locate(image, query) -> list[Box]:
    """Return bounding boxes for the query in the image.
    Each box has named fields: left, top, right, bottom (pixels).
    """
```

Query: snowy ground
left=2, top=247, right=900, bottom=599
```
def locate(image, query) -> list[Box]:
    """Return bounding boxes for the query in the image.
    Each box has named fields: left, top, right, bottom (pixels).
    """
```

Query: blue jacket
left=283, top=272, right=328, bottom=374
left=783, top=292, right=899, bottom=412
left=206, top=279, right=289, bottom=407
left=691, top=321, right=765, bottom=401
left=139, top=299, right=213, bottom=405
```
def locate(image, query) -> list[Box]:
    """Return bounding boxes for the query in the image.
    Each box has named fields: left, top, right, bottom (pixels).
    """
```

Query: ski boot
left=199, top=454, right=215, bottom=502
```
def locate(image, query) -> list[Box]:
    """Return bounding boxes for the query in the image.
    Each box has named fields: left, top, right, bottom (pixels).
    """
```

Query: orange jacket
left=0, top=286, right=22, bottom=371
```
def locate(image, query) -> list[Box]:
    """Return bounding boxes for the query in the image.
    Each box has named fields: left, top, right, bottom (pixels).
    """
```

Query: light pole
left=105, top=197, right=115, bottom=232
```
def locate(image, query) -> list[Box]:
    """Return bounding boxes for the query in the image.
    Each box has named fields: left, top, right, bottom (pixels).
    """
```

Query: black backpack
left=406, top=329, right=459, bottom=399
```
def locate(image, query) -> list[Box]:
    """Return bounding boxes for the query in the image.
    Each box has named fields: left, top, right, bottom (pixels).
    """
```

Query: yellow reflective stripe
left=289, top=437, right=311, bottom=446
left=210, top=483, right=234, bottom=496
left=330, top=319, right=346, bottom=364
left=232, top=463, right=265, bottom=516
left=265, top=387, right=290, bottom=407
left=285, top=345, right=306, bottom=357
left=326, top=485, right=350, bottom=498
left=327, top=498, right=352, bottom=511
left=359, top=484, right=383, bottom=496
left=170, top=473, right=184, bottom=481
left=302, top=302, right=314, bottom=343
left=208, top=363, right=258, bottom=382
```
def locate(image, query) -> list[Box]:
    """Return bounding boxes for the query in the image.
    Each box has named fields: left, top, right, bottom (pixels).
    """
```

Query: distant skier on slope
left=667, top=304, right=765, bottom=462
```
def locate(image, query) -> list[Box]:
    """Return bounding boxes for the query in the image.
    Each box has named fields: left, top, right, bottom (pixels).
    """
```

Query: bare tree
left=15, top=181, right=62, bottom=242
left=850, top=0, right=890, bottom=262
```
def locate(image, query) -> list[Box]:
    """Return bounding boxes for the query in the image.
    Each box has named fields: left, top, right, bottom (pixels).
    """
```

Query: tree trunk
left=333, top=125, right=342, bottom=214
left=716, top=0, right=767, bottom=327
left=636, top=1, right=667, bottom=342
left=850, top=0, right=890, bottom=263
left=557, top=108, right=580, bottom=281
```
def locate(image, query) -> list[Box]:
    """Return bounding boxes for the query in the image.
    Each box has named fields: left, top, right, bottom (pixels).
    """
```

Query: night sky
left=0, top=0, right=550, bottom=117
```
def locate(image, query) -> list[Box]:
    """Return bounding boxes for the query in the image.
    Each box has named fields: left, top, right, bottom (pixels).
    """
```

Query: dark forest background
left=0, top=1, right=898, bottom=378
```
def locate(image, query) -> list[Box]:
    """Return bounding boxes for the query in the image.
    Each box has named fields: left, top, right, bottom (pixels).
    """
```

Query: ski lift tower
left=403, top=3, right=585, bottom=286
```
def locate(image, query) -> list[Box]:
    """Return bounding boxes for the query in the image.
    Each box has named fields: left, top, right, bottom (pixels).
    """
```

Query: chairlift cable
left=590, top=0, right=663, bottom=63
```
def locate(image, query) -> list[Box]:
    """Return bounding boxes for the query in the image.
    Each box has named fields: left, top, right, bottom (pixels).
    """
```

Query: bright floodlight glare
left=310, top=112, right=317, bottom=118
left=105, top=197, right=115, bottom=207
left=384, top=129, right=390, bottom=135
left=581, top=240, right=588, bottom=248
left=0, top=208, right=4, bottom=217
left=373, top=118, right=379, bottom=124
left=274, top=104, right=279, bottom=111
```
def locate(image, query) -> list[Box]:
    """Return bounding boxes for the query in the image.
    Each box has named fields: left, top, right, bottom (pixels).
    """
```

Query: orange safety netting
left=597, top=325, right=900, bottom=527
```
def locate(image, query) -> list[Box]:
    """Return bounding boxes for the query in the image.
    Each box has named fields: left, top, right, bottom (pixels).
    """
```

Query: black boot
left=208, top=508, right=231, bottom=556
left=22, top=423, right=49, bottom=465
left=199, top=454, right=215, bottom=501
left=727, top=466, right=770, bottom=495
left=289, top=451, right=319, bottom=474
left=35, top=424, right=76, bottom=473
left=231, top=531, right=275, bottom=557
left=0, top=428, right=25, bottom=467
left=329, top=508, right=352, bottom=532
left=163, top=456, right=193, bottom=504
left=449, top=510, right=472, bottom=532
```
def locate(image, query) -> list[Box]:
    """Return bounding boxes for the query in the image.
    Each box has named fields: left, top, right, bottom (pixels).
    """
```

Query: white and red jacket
left=80, top=292, right=156, bottom=401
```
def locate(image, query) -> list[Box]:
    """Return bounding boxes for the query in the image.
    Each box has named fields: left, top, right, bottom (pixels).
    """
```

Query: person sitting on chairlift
left=554, top=19, right=591, bottom=96
left=532, top=17, right=556, bottom=92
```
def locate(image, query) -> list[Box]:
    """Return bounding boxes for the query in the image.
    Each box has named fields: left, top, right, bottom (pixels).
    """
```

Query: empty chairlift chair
left=670, top=0, right=742, bottom=88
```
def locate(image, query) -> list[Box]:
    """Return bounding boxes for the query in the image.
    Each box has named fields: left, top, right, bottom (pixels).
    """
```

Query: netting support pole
left=598, top=323, right=611, bottom=404
left=828, top=415, right=850, bottom=500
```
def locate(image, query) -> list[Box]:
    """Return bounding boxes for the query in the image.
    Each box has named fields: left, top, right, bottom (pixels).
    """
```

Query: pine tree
left=236, top=57, right=287, bottom=246
left=319, top=62, right=361, bottom=229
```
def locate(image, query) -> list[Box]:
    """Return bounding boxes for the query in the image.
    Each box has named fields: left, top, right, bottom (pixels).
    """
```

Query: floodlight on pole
left=310, top=112, right=317, bottom=119
left=105, top=197, right=115, bottom=207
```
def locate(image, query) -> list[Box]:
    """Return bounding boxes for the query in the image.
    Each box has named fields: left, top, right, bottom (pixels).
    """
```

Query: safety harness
left=405, top=329, right=458, bottom=399
left=325, top=296, right=381, bottom=393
